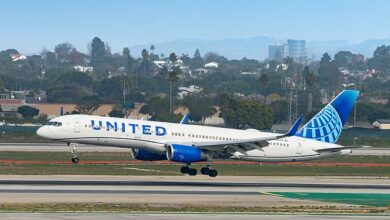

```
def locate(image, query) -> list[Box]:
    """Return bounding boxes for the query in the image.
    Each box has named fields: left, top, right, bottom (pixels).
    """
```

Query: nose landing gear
left=69, top=142, right=80, bottom=164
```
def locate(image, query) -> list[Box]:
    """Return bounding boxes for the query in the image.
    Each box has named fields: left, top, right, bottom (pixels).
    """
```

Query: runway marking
left=0, top=180, right=389, bottom=189
left=2, top=160, right=390, bottom=167
left=0, top=189, right=258, bottom=195
left=122, top=167, right=161, bottom=172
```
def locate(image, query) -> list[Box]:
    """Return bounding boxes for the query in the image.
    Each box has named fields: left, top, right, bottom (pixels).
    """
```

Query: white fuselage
left=37, top=114, right=351, bottom=162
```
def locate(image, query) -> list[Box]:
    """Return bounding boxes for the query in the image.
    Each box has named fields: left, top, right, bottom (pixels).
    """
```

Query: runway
left=0, top=175, right=390, bottom=206
left=0, top=143, right=389, bottom=155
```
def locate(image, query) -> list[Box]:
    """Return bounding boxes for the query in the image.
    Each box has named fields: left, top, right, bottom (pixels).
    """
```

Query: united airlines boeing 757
left=37, top=90, right=359, bottom=177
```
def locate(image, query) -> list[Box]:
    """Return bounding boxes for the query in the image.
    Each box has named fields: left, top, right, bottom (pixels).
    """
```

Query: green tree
left=55, top=71, right=93, bottom=88
left=318, top=53, right=342, bottom=91
left=167, top=52, right=179, bottom=116
left=259, top=74, right=269, bottom=102
left=17, top=106, right=39, bottom=118
left=141, top=49, right=149, bottom=76
left=367, top=45, right=390, bottom=73
left=181, top=96, right=216, bottom=123
left=54, top=42, right=73, bottom=63
left=155, top=113, right=183, bottom=123
left=191, top=48, right=204, bottom=68
left=219, top=95, right=273, bottom=130
left=334, top=51, right=353, bottom=67
left=122, top=47, right=135, bottom=76
left=90, top=37, right=106, bottom=67
left=270, top=99, right=288, bottom=124
left=169, top=52, right=178, bottom=65
left=46, top=85, right=91, bottom=103
left=75, top=95, right=100, bottom=115
left=140, top=96, right=170, bottom=117
left=108, top=109, right=125, bottom=118
left=167, top=71, right=179, bottom=116
left=180, top=54, right=191, bottom=66
left=96, top=77, right=123, bottom=103
left=149, top=45, right=156, bottom=60
left=303, top=66, right=316, bottom=113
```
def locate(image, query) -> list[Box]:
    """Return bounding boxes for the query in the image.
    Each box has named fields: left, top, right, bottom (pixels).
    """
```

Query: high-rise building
left=268, top=44, right=289, bottom=61
left=287, top=39, right=307, bottom=63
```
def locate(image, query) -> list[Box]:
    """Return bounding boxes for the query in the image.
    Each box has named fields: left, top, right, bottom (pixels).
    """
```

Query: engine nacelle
left=131, top=148, right=167, bottom=161
left=166, top=144, right=210, bottom=163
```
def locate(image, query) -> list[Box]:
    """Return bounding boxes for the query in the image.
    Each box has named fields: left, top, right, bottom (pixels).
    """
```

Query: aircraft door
left=74, top=119, right=81, bottom=133
left=296, top=142, right=302, bottom=154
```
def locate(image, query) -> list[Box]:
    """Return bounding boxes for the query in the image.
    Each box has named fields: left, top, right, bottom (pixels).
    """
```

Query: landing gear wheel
left=208, top=169, right=218, bottom=177
left=180, top=166, right=190, bottom=174
left=200, top=167, right=210, bottom=175
left=71, top=156, right=80, bottom=164
left=69, top=142, right=80, bottom=164
left=188, top=168, right=197, bottom=176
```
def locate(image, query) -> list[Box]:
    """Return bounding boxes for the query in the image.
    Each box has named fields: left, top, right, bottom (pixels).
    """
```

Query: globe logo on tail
left=295, top=105, right=342, bottom=144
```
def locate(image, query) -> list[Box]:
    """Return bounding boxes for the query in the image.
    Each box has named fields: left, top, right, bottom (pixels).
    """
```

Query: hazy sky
left=1, top=0, right=389, bottom=54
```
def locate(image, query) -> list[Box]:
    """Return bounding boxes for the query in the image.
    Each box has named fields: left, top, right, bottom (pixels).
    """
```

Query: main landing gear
left=69, top=142, right=80, bottom=164
left=180, top=164, right=218, bottom=177
left=180, top=165, right=197, bottom=176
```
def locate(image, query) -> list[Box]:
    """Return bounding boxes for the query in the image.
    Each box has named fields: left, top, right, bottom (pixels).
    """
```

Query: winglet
left=180, top=112, right=190, bottom=124
left=286, top=116, right=303, bottom=136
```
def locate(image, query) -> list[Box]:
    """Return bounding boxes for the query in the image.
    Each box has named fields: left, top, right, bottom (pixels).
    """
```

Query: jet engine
left=166, top=144, right=211, bottom=163
left=131, top=148, right=167, bottom=161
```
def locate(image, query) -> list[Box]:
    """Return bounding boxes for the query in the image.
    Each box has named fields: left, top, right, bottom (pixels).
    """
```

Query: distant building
left=241, top=71, right=259, bottom=76
left=189, top=68, right=208, bottom=78
left=10, top=53, right=27, bottom=62
left=373, top=119, right=390, bottom=129
left=153, top=60, right=166, bottom=68
left=268, top=44, right=289, bottom=61
left=205, top=62, right=219, bottom=68
left=287, top=39, right=307, bottom=63
left=74, top=65, right=93, bottom=73
left=177, top=85, right=203, bottom=99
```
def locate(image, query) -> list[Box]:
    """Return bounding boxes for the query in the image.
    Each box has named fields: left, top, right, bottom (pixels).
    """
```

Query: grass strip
left=0, top=203, right=387, bottom=214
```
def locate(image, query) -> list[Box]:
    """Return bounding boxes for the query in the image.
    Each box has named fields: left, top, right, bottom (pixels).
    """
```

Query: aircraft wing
left=167, top=116, right=302, bottom=150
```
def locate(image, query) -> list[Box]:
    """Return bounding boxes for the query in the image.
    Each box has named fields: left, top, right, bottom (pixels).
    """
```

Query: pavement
left=0, top=175, right=389, bottom=206
left=0, top=143, right=389, bottom=155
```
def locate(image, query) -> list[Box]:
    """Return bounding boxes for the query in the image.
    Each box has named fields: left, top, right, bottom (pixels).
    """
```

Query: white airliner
left=37, top=90, right=359, bottom=177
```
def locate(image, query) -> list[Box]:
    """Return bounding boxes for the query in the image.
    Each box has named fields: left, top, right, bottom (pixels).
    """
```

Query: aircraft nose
left=36, top=126, right=49, bottom=138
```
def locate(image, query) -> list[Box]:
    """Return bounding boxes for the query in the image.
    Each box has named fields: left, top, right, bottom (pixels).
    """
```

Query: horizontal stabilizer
left=315, top=145, right=367, bottom=153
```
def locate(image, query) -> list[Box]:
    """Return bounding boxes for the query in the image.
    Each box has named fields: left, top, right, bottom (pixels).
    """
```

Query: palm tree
left=303, top=66, right=316, bottom=113
left=122, top=47, right=130, bottom=72
left=259, top=74, right=269, bottom=103
left=141, top=49, right=149, bottom=76
left=167, top=53, right=179, bottom=116
left=167, top=71, right=179, bottom=116
left=169, top=52, right=178, bottom=66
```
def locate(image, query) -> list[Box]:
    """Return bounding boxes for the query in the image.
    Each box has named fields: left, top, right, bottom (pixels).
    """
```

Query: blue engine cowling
left=131, top=148, right=167, bottom=161
left=166, top=144, right=210, bottom=163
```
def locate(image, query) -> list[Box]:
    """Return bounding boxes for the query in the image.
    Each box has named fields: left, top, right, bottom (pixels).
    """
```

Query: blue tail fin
left=295, top=90, right=359, bottom=143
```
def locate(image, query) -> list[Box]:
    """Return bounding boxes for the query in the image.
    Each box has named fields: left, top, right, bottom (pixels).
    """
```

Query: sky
left=1, top=0, right=390, bottom=54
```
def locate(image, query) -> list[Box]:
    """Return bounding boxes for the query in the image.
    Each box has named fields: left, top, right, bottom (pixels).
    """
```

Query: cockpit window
left=46, top=121, right=62, bottom=127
